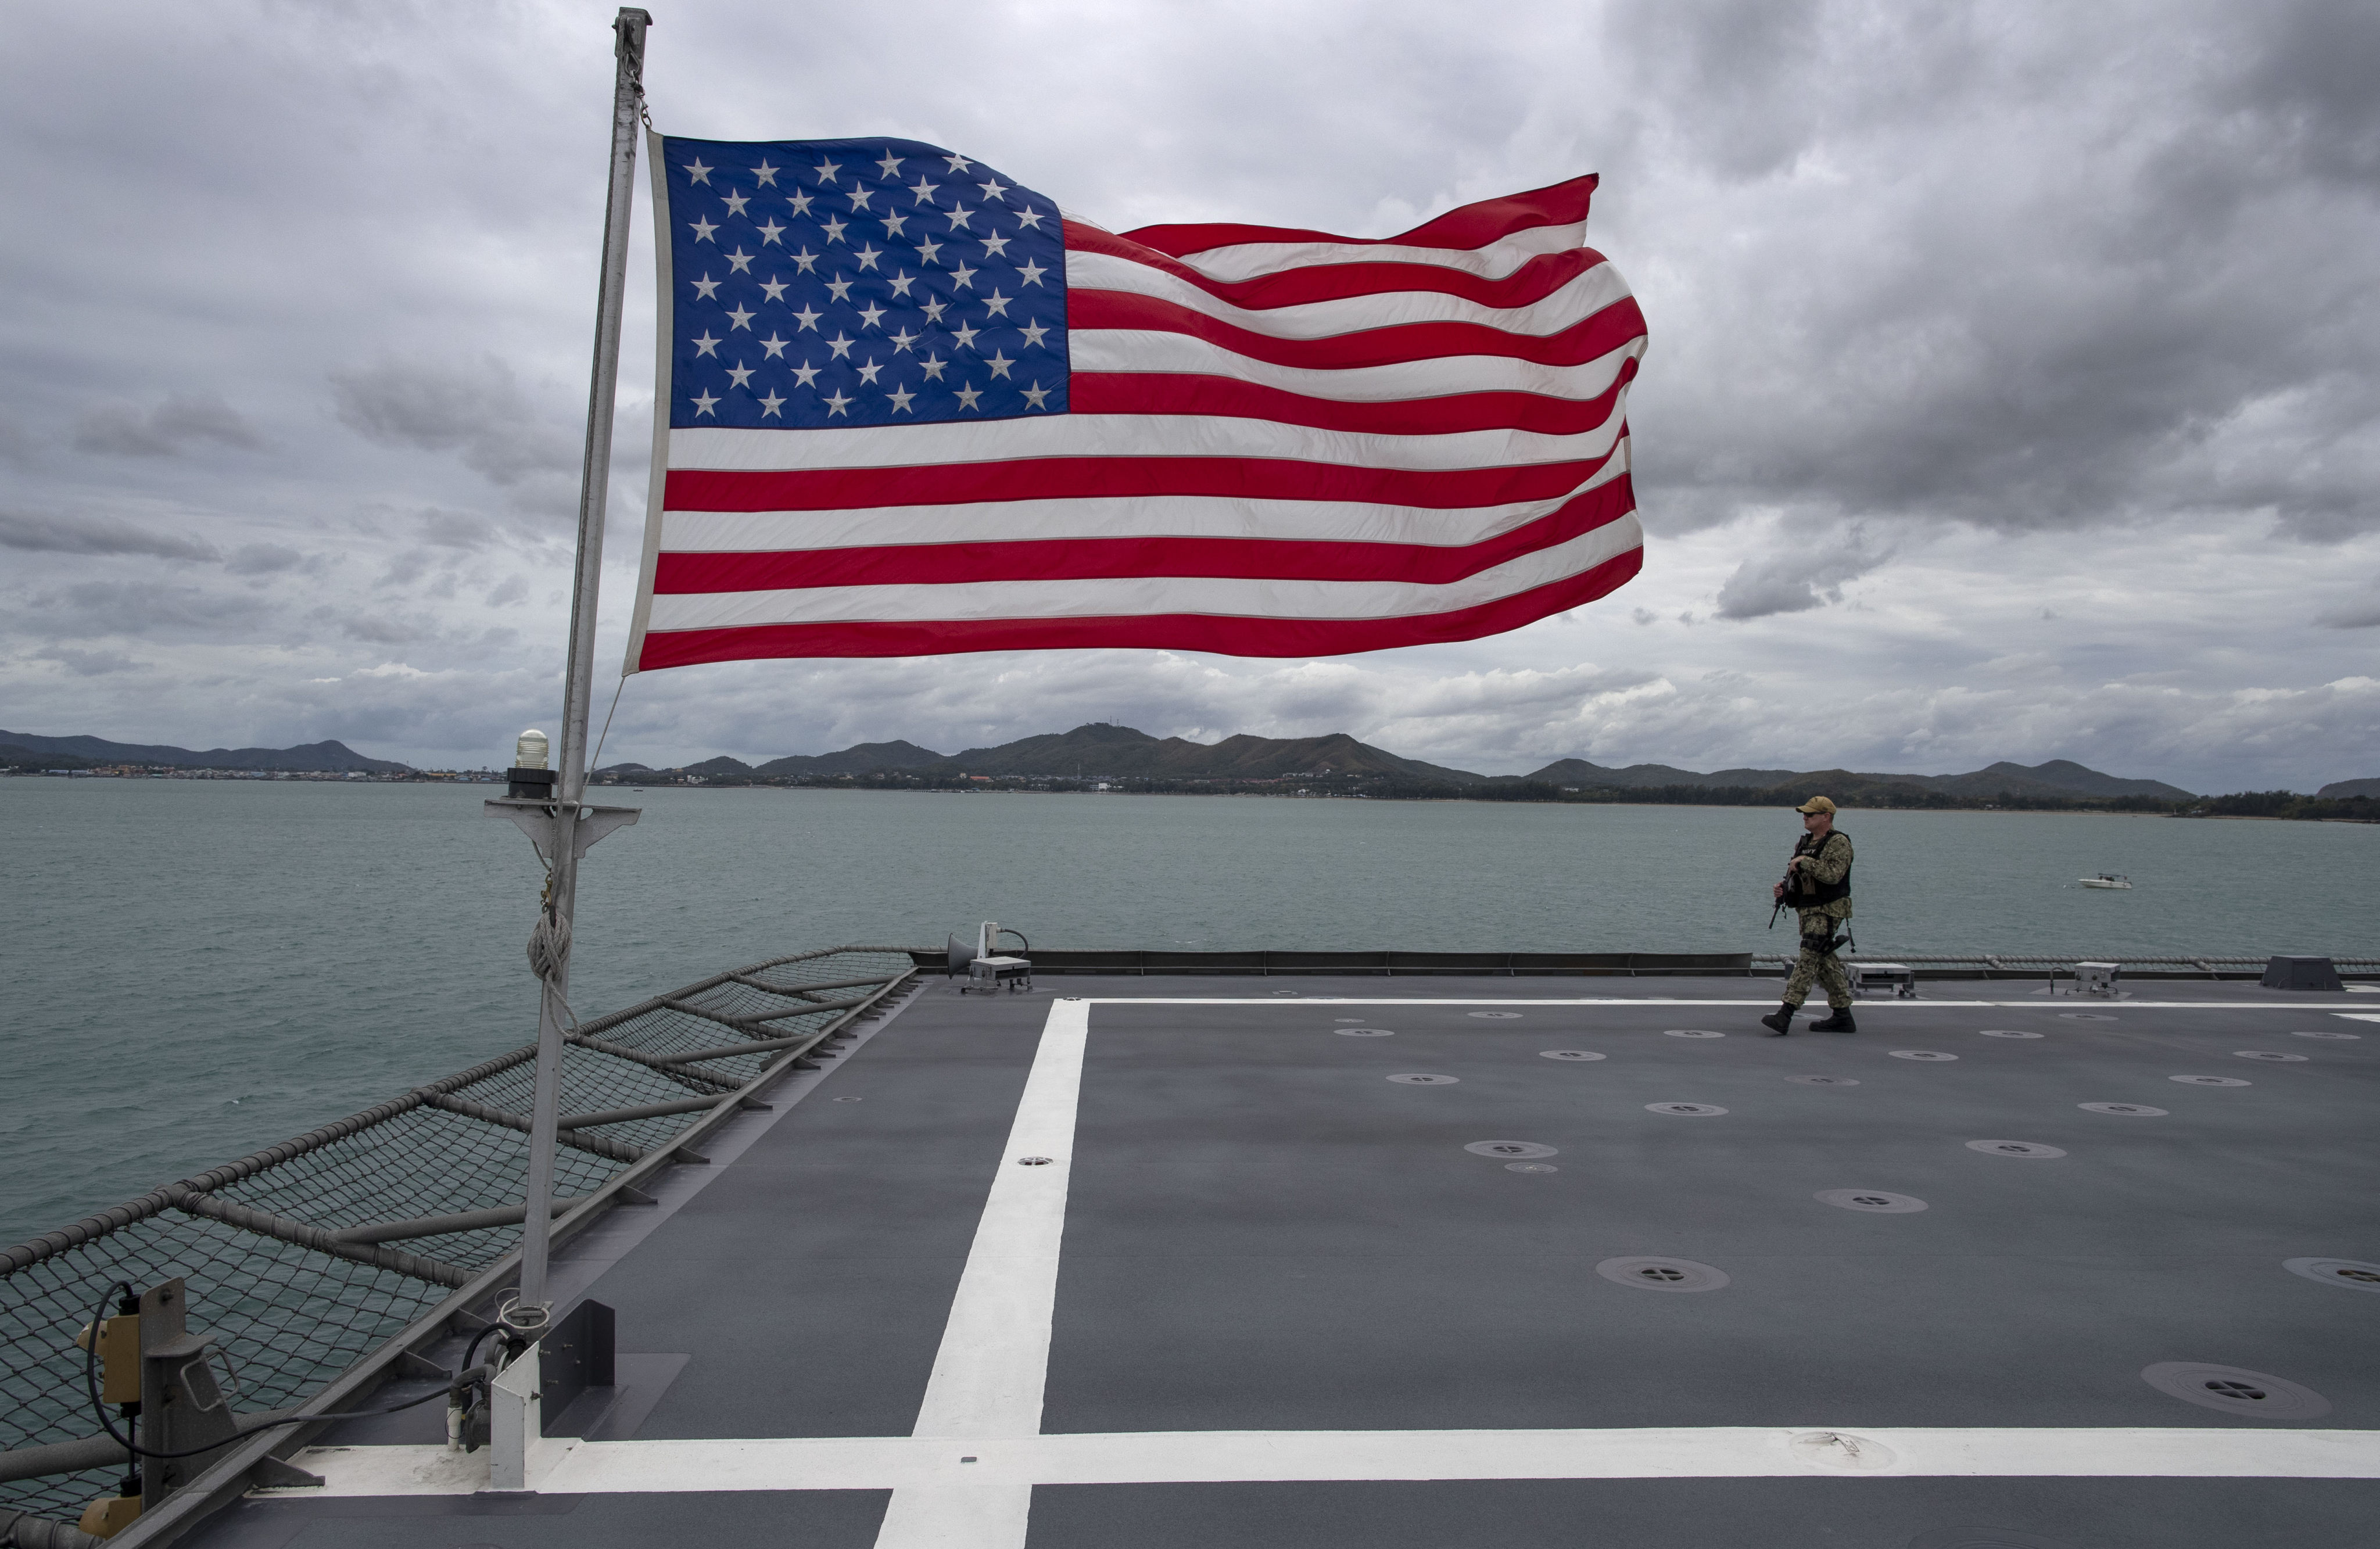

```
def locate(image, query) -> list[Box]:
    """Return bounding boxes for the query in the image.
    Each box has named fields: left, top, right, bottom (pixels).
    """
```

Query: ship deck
left=184, top=973, right=2380, bottom=1549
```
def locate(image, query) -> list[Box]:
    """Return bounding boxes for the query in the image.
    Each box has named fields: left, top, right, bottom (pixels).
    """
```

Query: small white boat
left=2077, top=873, right=2133, bottom=890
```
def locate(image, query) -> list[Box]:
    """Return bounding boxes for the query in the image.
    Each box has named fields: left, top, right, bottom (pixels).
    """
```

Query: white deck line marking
left=2333, top=1013, right=2380, bottom=1023
left=279, top=1426, right=2380, bottom=1500
left=871, top=997, right=1088, bottom=1549
left=1067, top=998, right=2352, bottom=1009
left=909, top=997, right=1087, bottom=1438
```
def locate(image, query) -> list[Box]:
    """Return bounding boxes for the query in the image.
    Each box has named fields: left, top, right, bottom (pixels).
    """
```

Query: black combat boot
left=1808, top=1006, right=1857, bottom=1032
left=1759, top=1002, right=1797, bottom=1035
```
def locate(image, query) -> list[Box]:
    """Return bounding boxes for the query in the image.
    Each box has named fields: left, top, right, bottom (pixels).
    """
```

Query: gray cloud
left=2227, top=1, right=2380, bottom=189
left=329, top=358, right=578, bottom=490
left=72, top=392, right=262, bottom=457
left=35, top=647, right=144, bottom=676
left=1714, top=529, right=1892, bottom=619
left=0, top=508, right=220, bottom=561
left=44, top=580, right=263, bottom=634
left=226, top=542, right=303, bottom=575
left=421, top=510, right=499, bottom=549
left=340, top=613, right=432, bottom=646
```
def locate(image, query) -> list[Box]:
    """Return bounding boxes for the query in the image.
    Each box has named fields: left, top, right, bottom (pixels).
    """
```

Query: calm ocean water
left=4, top=777, right=2374, bottom=1245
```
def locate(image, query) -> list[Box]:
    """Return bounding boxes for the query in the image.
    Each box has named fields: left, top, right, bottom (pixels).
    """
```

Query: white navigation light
left=515, top=729, right=550, bottom=770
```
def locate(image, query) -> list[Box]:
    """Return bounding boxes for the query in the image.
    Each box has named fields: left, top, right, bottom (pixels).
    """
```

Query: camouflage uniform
left=1782, top=830, right=1854, bottom=1010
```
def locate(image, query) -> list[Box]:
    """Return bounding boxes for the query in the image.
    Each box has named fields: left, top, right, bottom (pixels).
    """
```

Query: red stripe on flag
left=1065, top=289, right=1647, bottom=371
left=1065, top=221, right=1610, bottom=311
left=1067, top=358, right=1636, bottom=437
left=663, top=446, right=1626, bottom=514
left=653, top=477, right=1634, bottom=593
left=1120, top=174, right=1599, bottom=260
left=635, top=546, right=1642, bottom=669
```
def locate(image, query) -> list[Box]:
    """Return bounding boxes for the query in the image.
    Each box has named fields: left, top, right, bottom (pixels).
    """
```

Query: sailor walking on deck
left=1763, top=797, right=1856, bottom=1034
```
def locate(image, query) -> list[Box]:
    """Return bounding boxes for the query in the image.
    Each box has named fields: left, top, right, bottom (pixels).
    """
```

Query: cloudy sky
left=2, top=0, right=2375, bottom=792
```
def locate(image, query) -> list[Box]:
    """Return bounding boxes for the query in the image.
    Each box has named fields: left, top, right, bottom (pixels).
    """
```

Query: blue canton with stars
left=662, top=136, right=1068, bottom=429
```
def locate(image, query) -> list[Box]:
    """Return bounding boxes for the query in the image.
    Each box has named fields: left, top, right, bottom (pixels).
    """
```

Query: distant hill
left=932, top=723, right=1483, bottom=783
left=0, top=729, right=408, bottom=773
left=0, top=742, right=95, bottom=770
left=1922, top=759, right=2194, bottom=801
left=2318, top=776, right=2380, bottom=799
left=756, top=740, right=947, bottom=777
left=1517, top=758, right=1801, bottom=790
left=1514, top=754, right=2195, bottom=802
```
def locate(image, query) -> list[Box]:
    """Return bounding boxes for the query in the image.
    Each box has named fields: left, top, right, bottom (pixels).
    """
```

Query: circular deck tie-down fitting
left=1334, top=1027, right=1395, bottom=1037
left=2284, top=1256, right=2380, bottom=1293
left=1504, top=1162, right=1560, bottom=1174
left=2171, top=1074, right=2250, bottom=1087
left=1539, top=1049, right=1606, bottom=1061
left=2292, top=1028, right=2359, bottom=1039
left=2079, top=1102, right=2167, bottom=1116
left=1965, top=1139, right=2065, bottom=1159
left=1386, top=1073, right=1458, bottom=1085
left=2234, top=1050, right=2308, bottom=1062
left=1816, top=1189, right=1928, bottom=1213
left=1892, top=1050, right=1959, bottom=1061
left=1465, top=1140, right=1557, bottom=1159
left=2058, top=1013, right=2118, bottom=1021
left=1662, top=1028, right=1725, bottom=1039
left=1646, top=1102, right=1727, bottom=1116
left=1786, top=1074, right=1859, bottom=1086
left=2140, top=1361, right=2330, bottom=1420
left=1467, top=1010, right=1524, bottom=1019
left=1597, top=1256, right=1729, bottom=1292
left=1978, top=1029, right=2043, bottom=1039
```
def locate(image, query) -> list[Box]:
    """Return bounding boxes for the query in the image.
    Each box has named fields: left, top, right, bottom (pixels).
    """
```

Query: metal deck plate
left=185, top=974, right=2380, bottom=1549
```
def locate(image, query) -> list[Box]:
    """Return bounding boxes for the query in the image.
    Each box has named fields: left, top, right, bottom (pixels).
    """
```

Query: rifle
left=1768, top=857, right=1801, bottom=930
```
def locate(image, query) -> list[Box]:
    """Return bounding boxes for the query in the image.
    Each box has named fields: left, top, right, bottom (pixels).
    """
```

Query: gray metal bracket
left=482, top=798, right=641, bottom=863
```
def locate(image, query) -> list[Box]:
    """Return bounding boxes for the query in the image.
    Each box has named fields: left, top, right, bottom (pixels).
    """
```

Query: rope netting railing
left=0, top=946, right=915, bottom=1523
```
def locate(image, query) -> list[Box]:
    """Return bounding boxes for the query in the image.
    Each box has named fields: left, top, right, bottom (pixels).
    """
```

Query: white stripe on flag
left=643, top=518, right=1641, bottom=630
left=1164, top=222, right=1590, bottom=282
left=657, top=458, right=1629, bottom=554
left=1067, top=331, right=1641, bottom=401
left=665, top=413, right=1629, bottom=474
left=1066, top=250, right=1632, bottom=336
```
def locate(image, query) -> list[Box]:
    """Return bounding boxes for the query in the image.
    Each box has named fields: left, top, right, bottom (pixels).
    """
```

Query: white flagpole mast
left=512, top=5, right=652, bottom=1326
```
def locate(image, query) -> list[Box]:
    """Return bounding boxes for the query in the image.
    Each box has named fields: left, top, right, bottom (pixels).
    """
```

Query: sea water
left=3, top=777, right=2374, bottom=1245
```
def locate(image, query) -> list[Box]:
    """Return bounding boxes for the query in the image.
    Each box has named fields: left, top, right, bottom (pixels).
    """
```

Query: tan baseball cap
left=1795, top=796, right=1837, bottom=815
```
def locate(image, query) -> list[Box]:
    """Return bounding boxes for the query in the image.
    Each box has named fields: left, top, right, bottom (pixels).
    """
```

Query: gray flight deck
left=182, top=973, right=2380, bottom=1549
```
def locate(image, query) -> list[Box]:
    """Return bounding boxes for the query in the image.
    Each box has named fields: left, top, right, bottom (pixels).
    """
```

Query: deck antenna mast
left=488, top=6, right=653, bottom=1335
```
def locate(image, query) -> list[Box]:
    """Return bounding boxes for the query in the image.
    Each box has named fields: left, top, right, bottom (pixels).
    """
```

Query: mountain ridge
left=1515, top=754, right=2194, bottom=802
left=597, top=722, right=2204, bottom=799
left=0, top=729, right=409, bottom=773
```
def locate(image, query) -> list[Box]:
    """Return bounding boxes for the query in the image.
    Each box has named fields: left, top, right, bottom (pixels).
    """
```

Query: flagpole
left=514, top=5, right=651, bottom=1327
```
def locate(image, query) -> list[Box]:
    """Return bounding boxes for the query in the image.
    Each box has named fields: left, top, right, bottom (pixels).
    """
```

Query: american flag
left=624, top=134, right=1646, bottom=670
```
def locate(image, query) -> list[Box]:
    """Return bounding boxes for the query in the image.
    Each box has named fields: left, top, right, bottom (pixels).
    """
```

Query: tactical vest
left=1783, top=829, right=1852, bottom=906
